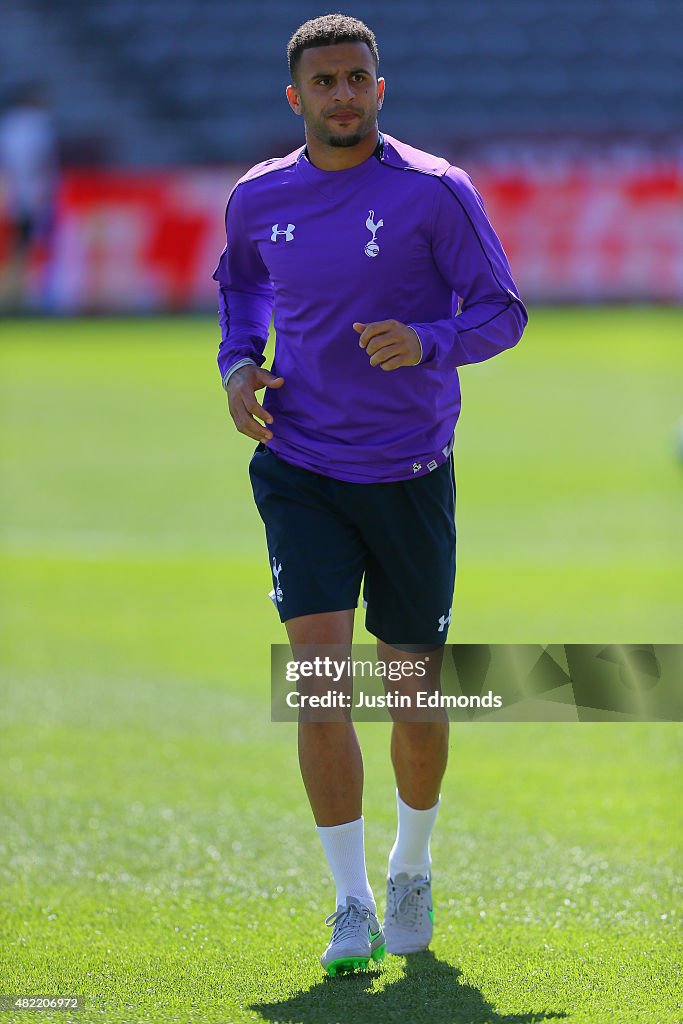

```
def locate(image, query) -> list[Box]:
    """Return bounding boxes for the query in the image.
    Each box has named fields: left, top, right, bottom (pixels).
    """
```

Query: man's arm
left=407, top=167, right=528, bottom=369
left=213, top=183, right=285, bottom=441
left=212, top=183, right=274, bottom=385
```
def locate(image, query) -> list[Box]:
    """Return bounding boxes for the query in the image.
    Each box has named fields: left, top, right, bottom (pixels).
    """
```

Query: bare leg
left=377, top=641, right=449, bottom=809
left=286, top=609, right=362, bottom=826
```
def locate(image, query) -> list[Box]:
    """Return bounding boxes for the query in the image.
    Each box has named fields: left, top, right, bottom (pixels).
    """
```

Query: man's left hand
left=353, top=320, right=422, bottom=370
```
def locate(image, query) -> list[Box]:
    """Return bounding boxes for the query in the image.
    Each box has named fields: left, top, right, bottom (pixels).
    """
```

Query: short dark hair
left=287, top=13, right=379, bottom=82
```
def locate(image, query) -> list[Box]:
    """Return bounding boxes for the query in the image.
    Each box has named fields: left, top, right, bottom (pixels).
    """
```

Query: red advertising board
left=1, top=160, right=681, bottom=311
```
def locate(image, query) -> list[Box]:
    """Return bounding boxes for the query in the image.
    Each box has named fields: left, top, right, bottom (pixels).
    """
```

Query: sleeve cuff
left=407, top=325, right=424, bottom=365
left=222, top=357, right=257, bottom=390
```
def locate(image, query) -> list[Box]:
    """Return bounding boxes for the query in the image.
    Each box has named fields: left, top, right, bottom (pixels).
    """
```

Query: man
left=213, top=14, right=527, bottom=975
left=0, top=83, right=58, bottom=313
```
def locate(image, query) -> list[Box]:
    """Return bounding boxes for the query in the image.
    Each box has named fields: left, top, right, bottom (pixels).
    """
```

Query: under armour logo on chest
left=271, top=223, right=295, bottom=242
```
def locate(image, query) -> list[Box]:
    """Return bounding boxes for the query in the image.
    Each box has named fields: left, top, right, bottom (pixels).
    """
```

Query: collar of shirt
left=300, top=131, right=385, bottom=165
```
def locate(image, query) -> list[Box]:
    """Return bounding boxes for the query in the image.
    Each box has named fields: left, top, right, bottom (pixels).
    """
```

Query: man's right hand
left=226, top=365, right=284, bottom=442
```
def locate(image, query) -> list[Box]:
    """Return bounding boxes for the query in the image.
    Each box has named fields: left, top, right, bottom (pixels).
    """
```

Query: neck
left=304, top=127, right=380, bottom=171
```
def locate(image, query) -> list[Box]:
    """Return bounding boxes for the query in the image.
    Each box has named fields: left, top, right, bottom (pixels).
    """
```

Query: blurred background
left=1, top=4, right=682, bottom=1018
left=1, top=0, right=682, bottom=312
left=1, top=1, right=681, bottom=702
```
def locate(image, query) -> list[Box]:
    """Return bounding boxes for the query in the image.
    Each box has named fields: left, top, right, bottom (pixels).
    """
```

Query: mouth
left=328, top=111, right=360, bottom=123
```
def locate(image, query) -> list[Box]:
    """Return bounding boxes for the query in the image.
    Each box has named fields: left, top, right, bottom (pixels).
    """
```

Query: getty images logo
left=271, top=223, right=295, bottom=242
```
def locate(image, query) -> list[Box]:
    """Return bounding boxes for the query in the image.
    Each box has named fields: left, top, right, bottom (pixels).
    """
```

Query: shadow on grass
left=251, top=950, right=568, bottom=1024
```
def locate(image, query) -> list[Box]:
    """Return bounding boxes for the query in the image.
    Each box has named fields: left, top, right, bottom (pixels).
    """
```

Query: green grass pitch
left=0, top=310, right=681, bottom=1023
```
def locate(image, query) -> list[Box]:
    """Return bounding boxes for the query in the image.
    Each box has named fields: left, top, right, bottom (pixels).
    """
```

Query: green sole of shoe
left=325, top=945, right=385, bottom=976
left=326, top=957, right=369, bottom=976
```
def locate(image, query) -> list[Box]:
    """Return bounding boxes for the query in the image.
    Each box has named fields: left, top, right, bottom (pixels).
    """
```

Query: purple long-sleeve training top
left=213, top=132, right=527, bottom=483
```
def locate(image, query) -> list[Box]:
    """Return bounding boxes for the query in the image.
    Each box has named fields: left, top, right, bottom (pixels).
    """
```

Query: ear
left=377, top=77, right=385, bottom=110
left=286, top=83, right=302, bottom=116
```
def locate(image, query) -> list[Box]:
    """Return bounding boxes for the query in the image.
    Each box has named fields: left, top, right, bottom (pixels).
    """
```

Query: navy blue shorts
left=248, top=444, right=456, bottom=650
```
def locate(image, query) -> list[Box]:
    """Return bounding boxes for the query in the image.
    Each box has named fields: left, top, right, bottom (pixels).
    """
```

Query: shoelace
left=392, top=877, right=428, bottom=928
left=325, top=901, right=371, bottom=944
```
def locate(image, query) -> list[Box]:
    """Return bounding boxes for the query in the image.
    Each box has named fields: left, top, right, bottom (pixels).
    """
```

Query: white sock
left=388, top=789, right=440, bottom=879
left=316, top=816, right=376, bottom=912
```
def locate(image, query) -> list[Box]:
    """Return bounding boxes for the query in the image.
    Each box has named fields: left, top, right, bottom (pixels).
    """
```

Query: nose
left=333, top=77, right=354, bottom=102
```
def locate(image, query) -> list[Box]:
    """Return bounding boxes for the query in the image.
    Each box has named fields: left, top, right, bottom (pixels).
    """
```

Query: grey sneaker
left=320, top=895, right=386, bottom=976
left=384, top=872, right=434, bottom=954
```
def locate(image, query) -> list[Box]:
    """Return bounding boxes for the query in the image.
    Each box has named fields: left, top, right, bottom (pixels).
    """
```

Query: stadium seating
left=1, top=0, right=681, bottom=165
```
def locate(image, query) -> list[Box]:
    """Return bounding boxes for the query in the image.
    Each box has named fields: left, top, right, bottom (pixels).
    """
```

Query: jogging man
left=213, top=14, right=527, bottom=975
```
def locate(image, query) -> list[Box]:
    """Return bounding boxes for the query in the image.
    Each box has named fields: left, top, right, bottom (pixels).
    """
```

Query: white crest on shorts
left=272, top=557, right=283, bottom=602
left=438, top=609, right=452, bottom=632
left=412, top=462, right=422, bottom=473
left=364, top=210, right=383, bottom=257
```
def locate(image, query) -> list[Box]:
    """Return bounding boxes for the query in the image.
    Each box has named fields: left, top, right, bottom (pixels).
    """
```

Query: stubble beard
left=327, top=131, right=365, bottom=148
left=307, top=108, right=378, bottom=150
